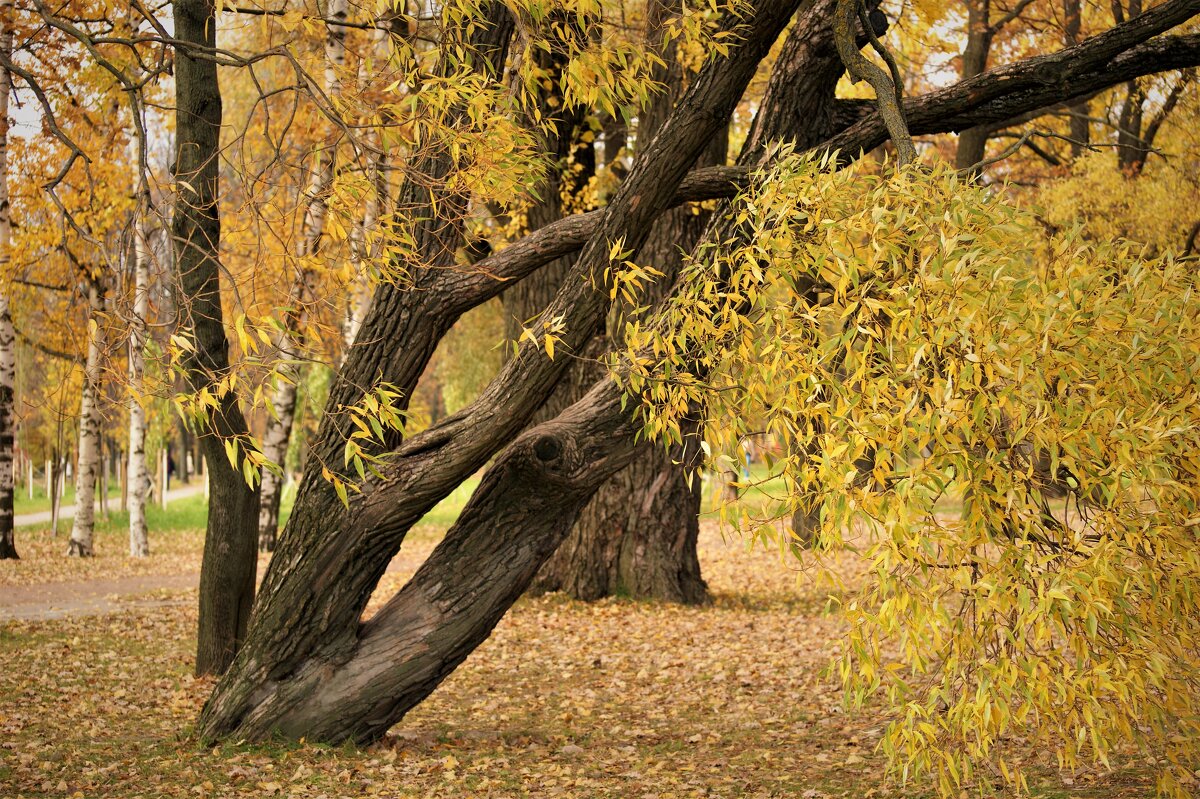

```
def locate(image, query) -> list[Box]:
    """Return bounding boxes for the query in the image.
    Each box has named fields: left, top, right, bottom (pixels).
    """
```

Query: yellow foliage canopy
left=624, top=153, right=1200, bottom=797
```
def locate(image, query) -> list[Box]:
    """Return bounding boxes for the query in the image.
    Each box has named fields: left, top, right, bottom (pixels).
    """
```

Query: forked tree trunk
left=127, top=129, right=151, bottom=557
left=175, top=0, right=260, bottom=676
left=258, top=0, right=348, bottom=551
left=67, top=282, right=104, bottom=557
left=194, top=0, right=1200, bottom=743
left=0, top=0, right=15, bottom=560
left=197, top=0, right=800, bottom=743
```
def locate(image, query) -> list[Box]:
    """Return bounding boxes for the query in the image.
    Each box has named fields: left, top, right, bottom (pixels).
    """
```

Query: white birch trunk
left=0, top=0, right=16, bottom=558
left=127, top=132, right=152, bottom=556
left=67, top=283, right=104, bottom=556
left=258, top=0, right=347, bottom=550
left=342, top=22, right=392, bottom=358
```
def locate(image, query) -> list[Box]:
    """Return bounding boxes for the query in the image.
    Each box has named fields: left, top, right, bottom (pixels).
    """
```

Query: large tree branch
left=447, top=29, right=1200, bottom=314
left=825, top=0, right=1200, bottom=155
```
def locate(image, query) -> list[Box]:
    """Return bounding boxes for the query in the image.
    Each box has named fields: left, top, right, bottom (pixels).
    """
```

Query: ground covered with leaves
left=0, top=519, right=1158, bottom=798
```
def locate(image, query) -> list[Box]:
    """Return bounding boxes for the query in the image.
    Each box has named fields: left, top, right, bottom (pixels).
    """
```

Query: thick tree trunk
left=258, top=0, right=348, bottom=551
left=174, top=0, right=261, bottom=676
left=194, top=0, right=1200, bottom=743
left=127, top=132, right=151, bottom=557
left=0, top=0, right=15, bottom=560
left=534, top=0, right=725, bottom=603
left=67, top=283, right=104, bottom=557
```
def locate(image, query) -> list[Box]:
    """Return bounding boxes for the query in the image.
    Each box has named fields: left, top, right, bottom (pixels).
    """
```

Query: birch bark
left=0, top=0, right=15, bottom=560
left=257, top=0, right=348, bottom=550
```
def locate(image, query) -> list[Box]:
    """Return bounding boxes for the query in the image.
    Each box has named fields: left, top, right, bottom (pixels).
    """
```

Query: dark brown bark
left=955, top=0, right=995, bottom=172
left=174, top=0, right=261, bottom=677
left=1063, top=0, right=1090, bottom=157
left=537, top=0, right=874, bottom=601
left=501, top=10, right=596, bottom=357
left=194, top=0, right=1200, bottom=745
left=197, top=0, right=806, bottom=744
left=824, top=3, right=1200, bottom=159
left=532, top=0, right=725, bottom=604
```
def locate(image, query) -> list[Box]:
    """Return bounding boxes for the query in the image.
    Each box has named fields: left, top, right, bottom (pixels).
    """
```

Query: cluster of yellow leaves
left=624, top=150, right=1200, bottom=797
left=324, top=382, right=409, bottom=506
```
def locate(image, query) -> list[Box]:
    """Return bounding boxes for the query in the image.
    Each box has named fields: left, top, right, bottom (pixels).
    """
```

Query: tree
left=65, top=272, right=104, bottom=556
left=0, top=0, right=16, bottom=560
left=173, top=0, right=261, bottom=676
left=532, top=0, right=722, bottom=604
left=186, top=0, right=1200, bottom=757
left=256, top=0, right=349, bottom=552
left=126, top=119, right=151, bottom=558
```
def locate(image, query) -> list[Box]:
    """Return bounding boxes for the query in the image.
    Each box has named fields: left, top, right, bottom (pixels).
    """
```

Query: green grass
left=17, top=494, right=209, bottom=534
left=14, top=480, right=124, bottom=516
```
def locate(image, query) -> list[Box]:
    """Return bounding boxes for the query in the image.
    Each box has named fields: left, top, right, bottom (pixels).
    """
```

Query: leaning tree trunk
left=127, top=122, right=152, bottom=557
left=0, top=0, right=15, bottom=560
left=196, top=0, right=802, bottom=744
left=66, top=281, right=105, bottom=557
left=174, top=0, right=261, bottom=676
left=258, top=0, right=348, bottom=551
left=192, top=0, right=1200, bottom=743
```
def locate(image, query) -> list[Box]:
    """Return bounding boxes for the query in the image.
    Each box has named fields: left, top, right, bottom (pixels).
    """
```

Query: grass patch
left=14, top=481, right=124, bottom=517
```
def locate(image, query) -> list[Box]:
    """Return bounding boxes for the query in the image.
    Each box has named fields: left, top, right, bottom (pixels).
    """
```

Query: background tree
left=173, top=0, right=260, bottom=675
left=0, top=0, right=17, bottom=560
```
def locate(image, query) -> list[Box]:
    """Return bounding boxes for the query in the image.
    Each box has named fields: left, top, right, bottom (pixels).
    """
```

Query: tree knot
left=533, top=435, right=562, bottom=462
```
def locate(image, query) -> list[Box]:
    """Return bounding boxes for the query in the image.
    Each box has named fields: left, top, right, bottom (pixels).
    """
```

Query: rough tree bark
left=1063, top=0, right=1090, bottom=157
left=127, top=122, right=152, bottom=558
left=954, top=0, right=995, bottom=171
left=174, top=0, right=261, bottom=676
left=194, top=0, right=1200, bottom=743
left=533, top=0, right=726, bottom=604
left=258, top=0, right=348, bottom=551
left=0, top=0, right=15, bottom=560
left=66, top=280, right=104, bottom=557
left=197, top=0, right=805, bottom=743
left=954, top=0, right=1040, bottom=173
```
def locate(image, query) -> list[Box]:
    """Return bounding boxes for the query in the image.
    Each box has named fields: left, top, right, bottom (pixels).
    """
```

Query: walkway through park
left=13, top=484, right=205, bottom=528
left=2, top=484, right=208, bottom=622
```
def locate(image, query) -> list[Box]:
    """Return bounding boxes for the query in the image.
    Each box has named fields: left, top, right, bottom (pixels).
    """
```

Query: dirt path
left=14, top=484, right=205, bottom=529
left=1, top=572, right=199, bottom=621
left=0, top=533, right=423, bottom=622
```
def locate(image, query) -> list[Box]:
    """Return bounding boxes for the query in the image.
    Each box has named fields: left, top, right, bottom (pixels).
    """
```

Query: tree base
left=66, top=539, right=93, bottom=557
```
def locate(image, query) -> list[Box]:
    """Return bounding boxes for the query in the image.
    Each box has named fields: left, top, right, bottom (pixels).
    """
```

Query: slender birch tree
left=126, top=130, right=151, bottom=557
left=66, top=278, right=104, bottom=556
left=0, top=0, right=16, bottom=560
left=257, top=0, right=349, bottom=551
